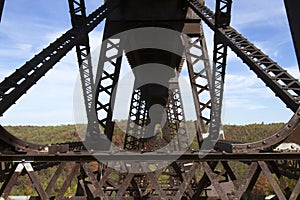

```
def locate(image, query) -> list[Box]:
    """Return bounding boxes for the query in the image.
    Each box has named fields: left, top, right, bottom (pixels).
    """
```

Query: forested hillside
left=4, top=122, right=285, bottom=147
left=2, top=122, right=290, bottom=196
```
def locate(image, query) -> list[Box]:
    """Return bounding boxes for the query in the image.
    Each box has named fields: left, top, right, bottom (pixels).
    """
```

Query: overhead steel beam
left=284, top=0, right=300, bottom=70
left=186, top=0, right=300, bottom=112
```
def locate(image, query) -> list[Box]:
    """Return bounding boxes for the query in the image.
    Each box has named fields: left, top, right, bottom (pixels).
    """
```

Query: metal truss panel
left=68, top=0, right=100, bottom=137
left=1, top=1, right=300, bottom=199
left=0, top=2, right=110, bottom=116
left=95, top=37, right=123, bottom=143
left=163, top=80, right=189, bottom=151
left=186, top=0, right=300, bottom=112
left=184, top=29, right=212, bottom=144
left=208, top=0, right=232, bottom=144
left=124, top=89, right=148, bottom=151
left=0, top=158, right=298, bottom=199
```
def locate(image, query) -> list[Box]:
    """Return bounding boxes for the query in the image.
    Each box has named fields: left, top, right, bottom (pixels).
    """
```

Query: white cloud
left=1, top=0, right=298, bottom=126
left=230, top=1, right=287, bottom=29
left=202, top=0, right=292, bottom=64
left=224, top=73, right=273, bottom=109
left=286, top=66, right=300, bottom=79
left=0, top=27, right=105, bottom=125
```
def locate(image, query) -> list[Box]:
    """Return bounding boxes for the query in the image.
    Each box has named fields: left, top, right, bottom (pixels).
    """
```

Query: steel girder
left=0, top=0, right=299, bottom=199
left=95, top=37, right=123, bottom=143
left=184, top=26, right=212, bottom=144
left=124, top=89, right=148, bottom=151
left=208, top=0, right=232, bottom=142
left=0, top=2, right=111, bottom=117
left=124, top=80, right=189, bottom=152
left=0, top=157, right=299, bottom=199
left=68, top=0, right=101, bottom=137
left=186, top=0, right=300, bottom=113
left=163, top=80, right=189, bottom=151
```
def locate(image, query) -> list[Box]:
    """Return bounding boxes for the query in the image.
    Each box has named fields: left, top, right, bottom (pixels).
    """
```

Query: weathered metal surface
left=124, top=89, right=148, bottom=151
left=0, top=0, right=300, bottom=199
left=94, top=37, right=123, bottom=145
left=0, top=3, right=111, bottom=117
left=68, top=0, right=101, bottom=138
left=208, top=0, right=232, bottom=145
left=0, top=152, right=299, bottom=162
left=187, top=0, right=300, bottom=113
left=184, top=31, right=212, bottom=142
left=0, top=159, right=298, bottom=199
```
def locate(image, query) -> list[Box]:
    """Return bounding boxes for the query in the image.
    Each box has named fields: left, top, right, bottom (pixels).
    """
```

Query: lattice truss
left=0, top=158, right=299, bottom=199
left=0, top=0, right=299, bottom=199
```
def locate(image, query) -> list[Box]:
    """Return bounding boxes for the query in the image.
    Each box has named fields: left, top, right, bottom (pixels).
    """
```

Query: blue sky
left=0, top=0, right=299, bottom=125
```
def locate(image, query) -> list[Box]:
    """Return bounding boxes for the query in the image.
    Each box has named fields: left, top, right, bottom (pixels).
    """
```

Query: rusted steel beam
left=208, top=0, right=232, bottom=146
left=0, top=152, right=300, bottom=162
left=290, top=177, right=300, bottom=200
left=0, top=2, right=111, bottom=117
left=45, top=162, right=67, bottom=195
left=94, top=37, right=123, bottom=145
left=186, top=0, right=300, bottom=112
left=56, top=162, right=80, bottom=199
left=0, top=163, right=19, bottom=199
left=258, top=161, right=287, bottom=200
left=234, top=162, right=259, bottom=199
left=24, top=163, right=49, bottom=199
left=68, top=0, right=100, bottom=138
left=202, top=162, right=229, bottom=200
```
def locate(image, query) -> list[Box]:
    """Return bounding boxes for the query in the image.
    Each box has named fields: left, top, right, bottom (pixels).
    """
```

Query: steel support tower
left=0, top=0, right=299, bottom=199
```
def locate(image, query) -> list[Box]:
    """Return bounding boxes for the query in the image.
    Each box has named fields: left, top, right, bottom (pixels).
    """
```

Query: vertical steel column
left=162, top=90, right=180, bottom=151
left=186, top=0, right=300, bottom=112
left=68, top=0, right=100, bottom=136
left=95, top=37, right=123, bottom=144
left=124, top=89, right=148, bottom=151
left=208, top=0, right=232, bottom=141
left=163, top=78, right=189, bottom=151
left=184, top=24, right=212, bottom=147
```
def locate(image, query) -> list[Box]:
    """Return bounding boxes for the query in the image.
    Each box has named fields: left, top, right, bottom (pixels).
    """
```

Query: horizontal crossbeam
left=1, top=152, right=300, bottom=162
